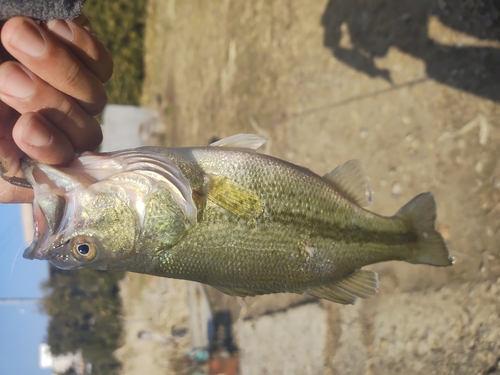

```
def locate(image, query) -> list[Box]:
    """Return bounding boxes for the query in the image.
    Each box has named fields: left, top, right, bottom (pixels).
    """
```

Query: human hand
left=0, top=14, right=112, bottom=203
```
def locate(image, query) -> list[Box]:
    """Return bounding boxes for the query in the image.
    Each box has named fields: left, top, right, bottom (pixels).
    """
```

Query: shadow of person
left=321, top=0, right=500, bottom=101
left=210, top=310, right=238, bottom=355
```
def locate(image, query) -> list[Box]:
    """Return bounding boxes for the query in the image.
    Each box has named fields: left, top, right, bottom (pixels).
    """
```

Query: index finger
left=44, top=17, right=113, bottom=83
left=1, top=17, right=107, bottom=115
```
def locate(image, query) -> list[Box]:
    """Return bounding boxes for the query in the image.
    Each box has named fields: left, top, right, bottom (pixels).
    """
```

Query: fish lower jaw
left=23, top=241, right=43, bottom=260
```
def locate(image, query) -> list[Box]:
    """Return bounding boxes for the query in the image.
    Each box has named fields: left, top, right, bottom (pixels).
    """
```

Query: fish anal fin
left=323, top=159, right=373, bottom=207
left=209, top=134, right=267, bottom=151
left=306, top=284, right=357, bottom=304
left=214, top=286, right=261, bottom=297
left=306, top=270, right=379, bottom=304
left=206, top=174, right=263, bottom=218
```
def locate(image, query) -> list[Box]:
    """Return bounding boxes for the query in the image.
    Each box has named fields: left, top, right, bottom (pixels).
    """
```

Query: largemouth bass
left=21, top=134, right=452, bottom=304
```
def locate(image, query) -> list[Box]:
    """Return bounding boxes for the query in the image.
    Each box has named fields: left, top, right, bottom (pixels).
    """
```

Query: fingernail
left=0, top=64, right=35, bottom=99
left=11, top=21, right=47, bottom=57
left=46, top=20, right=74, bottom=43
left=23, top=117, right=52, bottom=147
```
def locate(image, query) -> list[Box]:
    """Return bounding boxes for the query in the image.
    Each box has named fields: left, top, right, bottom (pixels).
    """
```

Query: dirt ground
left=117, top=1, right=500, bottom=374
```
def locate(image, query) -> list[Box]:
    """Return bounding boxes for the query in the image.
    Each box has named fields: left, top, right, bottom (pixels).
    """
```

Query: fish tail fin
left=395, top=192, right=453, bottom=267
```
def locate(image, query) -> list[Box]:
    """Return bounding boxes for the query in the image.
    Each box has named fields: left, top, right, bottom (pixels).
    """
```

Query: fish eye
left=77, top=244, right=90, bottom=255
left=71, top=240, right=97, bottom=261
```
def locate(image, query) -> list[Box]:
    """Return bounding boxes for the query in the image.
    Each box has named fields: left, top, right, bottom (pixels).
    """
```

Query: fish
left=20, top=134, right=453, bottom=304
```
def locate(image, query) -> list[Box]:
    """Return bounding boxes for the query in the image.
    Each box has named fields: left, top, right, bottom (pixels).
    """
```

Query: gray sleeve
left=0, top=0, right=86, bottom=21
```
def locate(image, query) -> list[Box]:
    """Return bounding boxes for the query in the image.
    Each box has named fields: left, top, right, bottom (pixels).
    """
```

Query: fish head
left=22, top=150, right=197, bottom=270
left=21, top=157, right=142, bottom=269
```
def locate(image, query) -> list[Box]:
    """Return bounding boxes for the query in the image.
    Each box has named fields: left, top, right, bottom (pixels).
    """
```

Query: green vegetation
left=42, top=267, right=125, bottom=375
left=83, top=0, right=147, bottom=105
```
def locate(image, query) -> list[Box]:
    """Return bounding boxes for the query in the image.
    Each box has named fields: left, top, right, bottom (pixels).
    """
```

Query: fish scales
left=20, top=134, right=453, bottom=304
left=150, top=147, right=411, bottom=288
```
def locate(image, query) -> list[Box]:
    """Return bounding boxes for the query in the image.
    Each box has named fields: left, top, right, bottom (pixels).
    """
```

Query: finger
left=0, top=61, right=103, bottom=152
left=12, top=112, right=76, bottom=166
left=1, top=17, right=107, bottom=115
left=44, top=18, right=113, bottom=83
left=0, top=21, right=12, bottom=63
left=0, top=101, right=19, bottom=137
left=72, top=13, right=94, bottom=34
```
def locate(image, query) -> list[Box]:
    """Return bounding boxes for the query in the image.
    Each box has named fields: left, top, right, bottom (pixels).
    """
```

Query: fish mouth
left=22, top=202, right=71, bottom=262
left=23, top=240, right=47, bottom=260
left=24, top=239, right=69, bottom=259
left=23, top=240, right=41, bottom=260
left=21, top=159, right=70, bottom=261
left=22, top=201, right=52, bottom=260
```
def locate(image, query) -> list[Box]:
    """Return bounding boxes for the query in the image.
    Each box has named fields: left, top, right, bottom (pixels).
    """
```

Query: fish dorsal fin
left=210, top=134, right=267, bottom=151
left=206, top=174, right=263, bottom=218
left=323, top=159, right=373, bottom=207
left=306, top=270, right=379, bottom=304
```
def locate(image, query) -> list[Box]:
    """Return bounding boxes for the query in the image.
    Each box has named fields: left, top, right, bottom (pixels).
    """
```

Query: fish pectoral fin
left=206, top=174, right=263, bottom=218
left=214, top=286, right=263, bottom=297
left=209, top=134, right=267, bottom=151
left=306, top=270, right=379, bottom=305
left=323, top=159, right=373, bottom=207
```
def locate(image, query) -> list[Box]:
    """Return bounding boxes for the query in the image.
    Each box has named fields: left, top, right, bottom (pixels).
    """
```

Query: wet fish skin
left=22, top=134, right=453, bottom=304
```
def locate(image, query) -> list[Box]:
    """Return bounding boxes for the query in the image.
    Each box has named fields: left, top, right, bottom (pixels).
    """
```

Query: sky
left=0, top=204, right=52, bottom=375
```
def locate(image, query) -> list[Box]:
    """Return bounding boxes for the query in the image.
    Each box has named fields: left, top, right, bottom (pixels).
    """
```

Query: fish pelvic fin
left=395, top=192, right=454, bottom=267
left=306, top=270, right=379, bottom=305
